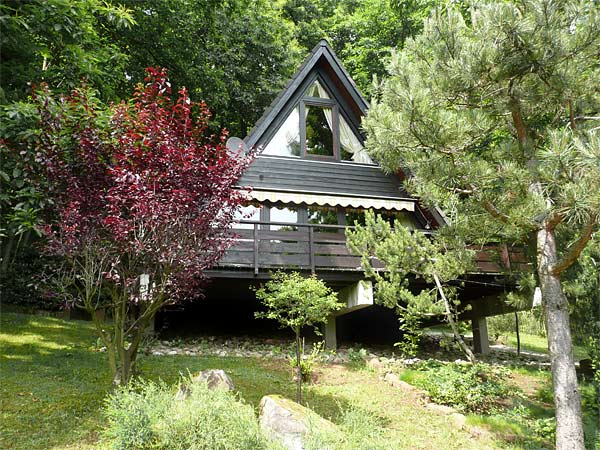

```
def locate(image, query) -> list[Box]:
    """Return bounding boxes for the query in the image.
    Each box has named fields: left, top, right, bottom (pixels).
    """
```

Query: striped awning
left=247, top=189, right=415, bottom=211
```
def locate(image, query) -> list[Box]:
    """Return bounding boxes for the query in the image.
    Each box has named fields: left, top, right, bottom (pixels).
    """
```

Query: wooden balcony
left=213, top=221, right=530, bottom=277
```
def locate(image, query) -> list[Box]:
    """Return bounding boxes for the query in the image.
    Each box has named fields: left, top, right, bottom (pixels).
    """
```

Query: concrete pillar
left=471, top=316, right=490, bottom=354
left=325, top=316, right=337, bottom=350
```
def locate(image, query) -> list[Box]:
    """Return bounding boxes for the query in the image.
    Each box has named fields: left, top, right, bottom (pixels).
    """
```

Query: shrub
left=103, top=377, right=277, bottom=450
left=413, top=362, right=511, bottom=414
left=289, top=341, right=323, bottom=382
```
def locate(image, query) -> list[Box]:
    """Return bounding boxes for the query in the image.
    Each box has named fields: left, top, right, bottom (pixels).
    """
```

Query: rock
left=259, top=395, right=338, bottom=450
left=167, top=350, right=178, bottom=356
left=425, top=403, right=457, bottom=415
left=366, top=357, right=383, bottom=371
left=151, top=351, right=164, bottom=356
left=193, top=369, right=235, bottom=391
left=450, top=412, right=467, bottom=429
left=176, top=369, right=235, bottom=400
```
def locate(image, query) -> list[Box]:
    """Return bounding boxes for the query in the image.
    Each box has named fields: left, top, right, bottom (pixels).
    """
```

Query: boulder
left=366, top=357, right=383, bottom=371
left=259, top=395, right=337, bottom=450
left=176, top=369, right=235, bottom=400
left=450, top=412, right=467, bottom=429
left=424, top=402, right=457, bottom=415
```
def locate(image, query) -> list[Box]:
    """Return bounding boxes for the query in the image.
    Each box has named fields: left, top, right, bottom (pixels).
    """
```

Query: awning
left=247, top=189, right=415, bottom=211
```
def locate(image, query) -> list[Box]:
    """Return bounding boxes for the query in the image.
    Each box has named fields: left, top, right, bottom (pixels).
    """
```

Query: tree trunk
left=514, top=312, right=520, bottom=356
left=537, top=226, right=585, bottom=450
left=295, top=330, right=302, bottom=404
left=433, top=272, right=476, bottom=364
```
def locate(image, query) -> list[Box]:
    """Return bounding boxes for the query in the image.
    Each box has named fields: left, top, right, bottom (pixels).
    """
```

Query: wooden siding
left=238, top=156, right=410, bottom=200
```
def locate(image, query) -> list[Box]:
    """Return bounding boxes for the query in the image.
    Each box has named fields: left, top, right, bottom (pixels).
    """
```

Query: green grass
left=1, top=312, right=597, bottom=450
left=397, top=362, right=599, bottom=450
left=425, top=324, right=589, bottom=360
left=502, top=333, right=589, bottom=361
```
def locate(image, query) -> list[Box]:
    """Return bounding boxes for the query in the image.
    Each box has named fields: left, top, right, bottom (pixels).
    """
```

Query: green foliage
left=395, top=313, right=423, bottom=357
left=283, top=0, right=438, bottom=97
left=103, top=377, right=275, bottom=450
left=364, top=3, right=599, bottom=444
left=0, top=0, right=134, bottom=103
left=563, top=234, right=600, bottom=348
left=255, top=272, right=341, bottom=335
left=347, top=211, right=474, bottom=356
left=255, top=271, right=341, bottom=401
left=412, top=362, right=511, bottom=414
left=289, top=341, right=324, bottom=381
left=488, top=309, right=546, bottom=340
left=364, top=0, right=600, bottom=244
left=109, top=0, right=301, bottom=137
left=346, top=346, right=369, bottom=368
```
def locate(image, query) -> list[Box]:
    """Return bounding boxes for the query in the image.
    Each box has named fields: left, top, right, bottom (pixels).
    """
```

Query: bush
left=413, top=362, right=511, bottom=414
left=103, top=377, right=277, bottom=450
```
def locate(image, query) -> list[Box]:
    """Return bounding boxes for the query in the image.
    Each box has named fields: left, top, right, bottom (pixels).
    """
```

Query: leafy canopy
left=255, top=272, right=341, bottom=334
left=36, top=68, right=254, bottom=384
left=364, top=0, right=600, bottom=247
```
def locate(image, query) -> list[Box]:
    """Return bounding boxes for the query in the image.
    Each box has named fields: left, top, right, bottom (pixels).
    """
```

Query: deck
left=211, top=221, right=530, bottom=278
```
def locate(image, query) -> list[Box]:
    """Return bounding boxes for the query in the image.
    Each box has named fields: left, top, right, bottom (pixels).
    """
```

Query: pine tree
left=363, top=2, right=599, bottom=449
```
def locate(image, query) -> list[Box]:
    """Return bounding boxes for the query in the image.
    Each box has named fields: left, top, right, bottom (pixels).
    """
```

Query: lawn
left=1, top=312, right=597, bottom=450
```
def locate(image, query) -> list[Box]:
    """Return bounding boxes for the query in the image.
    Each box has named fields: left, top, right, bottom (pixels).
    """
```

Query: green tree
left=363, top=2, right=599, bottom=448
left=36, top=71, right=254, bottom=385
left=255, top=272, right=341, bottom=403
left=107, top=0, right=301, bottom=137
left=347, top=210, right=476, bottom=361
left=283, top=0, right=438, bottom=96
left=0, top=0, right=134, bottom=103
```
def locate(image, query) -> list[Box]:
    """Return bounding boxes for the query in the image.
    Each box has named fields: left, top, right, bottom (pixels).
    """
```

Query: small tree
left=36, top=68, right=254, bottom=385
left=347, top=211, right=476, bottom=362
left=255, top=272, right=341, bottom=403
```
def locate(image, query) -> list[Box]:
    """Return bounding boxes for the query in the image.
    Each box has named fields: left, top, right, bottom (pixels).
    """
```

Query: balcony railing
left=217, top=220, right=529, bottom=275
left=219, top=221, right=362, bottom=274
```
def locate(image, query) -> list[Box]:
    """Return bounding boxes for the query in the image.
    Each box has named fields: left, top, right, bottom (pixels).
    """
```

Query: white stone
left=425, top=403, right=457, bottom=415
left=259, top=395, right=337, bottom=450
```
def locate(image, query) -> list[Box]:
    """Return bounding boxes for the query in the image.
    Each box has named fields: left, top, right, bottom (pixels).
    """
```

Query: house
left=163, top=41, right=525, bottom=352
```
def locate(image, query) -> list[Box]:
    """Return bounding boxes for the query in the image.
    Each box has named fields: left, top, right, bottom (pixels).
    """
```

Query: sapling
left=255, top=271, right=341, bottom=403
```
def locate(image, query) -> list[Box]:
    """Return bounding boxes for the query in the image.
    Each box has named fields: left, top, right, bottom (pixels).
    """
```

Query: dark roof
left=239, top=155, right=411, bottom=200
left=245, top=40, right=369, bottom=148
left=240, top=40, right=445, bottom=229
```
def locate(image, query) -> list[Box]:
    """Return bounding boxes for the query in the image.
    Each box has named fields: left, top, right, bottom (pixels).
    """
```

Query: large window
left=263, top=79, right=373, bottom=164
left=269, top=206, right=298, bottom=231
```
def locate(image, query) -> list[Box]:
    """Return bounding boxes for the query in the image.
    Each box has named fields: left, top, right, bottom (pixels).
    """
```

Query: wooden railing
left=219, top=221, right=363, bottom=274
left=217, top=220, right=530, bottom=275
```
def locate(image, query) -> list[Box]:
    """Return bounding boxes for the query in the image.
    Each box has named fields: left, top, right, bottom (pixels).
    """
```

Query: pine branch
left=482, top=200, right=510, bottom=223
left=551, top=218, right=598, bottom=275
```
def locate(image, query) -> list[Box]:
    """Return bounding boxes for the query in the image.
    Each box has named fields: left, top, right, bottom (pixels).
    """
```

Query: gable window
left=263, top=79, right=373, bottom=164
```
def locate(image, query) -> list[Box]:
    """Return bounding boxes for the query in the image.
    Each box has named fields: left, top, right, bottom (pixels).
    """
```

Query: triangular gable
left=245, top=40, right=369, bottom=150
left=241, top=40, right=446, bottom=230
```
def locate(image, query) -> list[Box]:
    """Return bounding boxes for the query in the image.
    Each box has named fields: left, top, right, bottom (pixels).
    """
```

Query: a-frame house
left=165, top=41, right=520, bottom=350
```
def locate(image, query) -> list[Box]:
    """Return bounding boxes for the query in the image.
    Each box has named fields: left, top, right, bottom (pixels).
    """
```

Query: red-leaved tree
left=38, top=68, right=254, bottom=384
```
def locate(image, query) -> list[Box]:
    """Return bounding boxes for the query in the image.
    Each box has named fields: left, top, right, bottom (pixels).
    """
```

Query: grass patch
left=2, top=311, right=597, bottom=450
left=502, top=333, right=589, bottom=361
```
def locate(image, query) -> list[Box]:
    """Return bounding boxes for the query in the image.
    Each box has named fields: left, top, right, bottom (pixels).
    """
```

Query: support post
left=325, top=316, right=337, bottom=350
left=253, top=223, right=259, bottom=275
left=471, top=316, right=490, bottom=354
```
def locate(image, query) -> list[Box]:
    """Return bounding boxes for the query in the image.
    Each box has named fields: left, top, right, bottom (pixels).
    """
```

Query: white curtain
left=316, top=82, right=373, bottom=164
left=339, top=115, right=373, bottom=164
